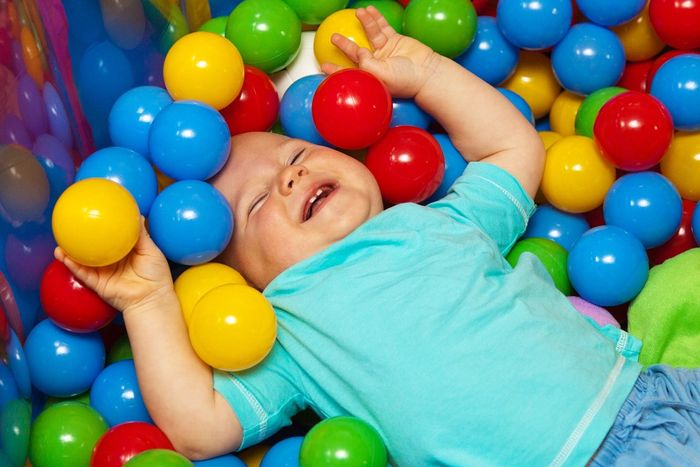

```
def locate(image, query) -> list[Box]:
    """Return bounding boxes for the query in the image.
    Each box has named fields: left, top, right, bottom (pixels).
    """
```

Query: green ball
left=353, top=0, right=405, bottom=34
left=198, top=16, right=228, bottom=36
left=226, top=0, right=302, bottom=73
left=403, top=0, right=477, bottom=58
left=1, top=399, right=31, bottom=466
left=44, top=391, right=91, bottom=410
left=299, top=416, right=387, bottom=467
left=124, top=449, right=194, bottom=466
left=575, top=87, right=627, bottom=138
left=506, top=238, right=571, bottom=296
left=282, top=0, right=349, bottom=25
left=107, top=334, right=133, bottom=365
left=29, top=402, right=108, bottom=467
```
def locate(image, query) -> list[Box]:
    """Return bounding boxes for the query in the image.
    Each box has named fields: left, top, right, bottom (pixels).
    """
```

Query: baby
left=56, top=7, right=700, bottom=466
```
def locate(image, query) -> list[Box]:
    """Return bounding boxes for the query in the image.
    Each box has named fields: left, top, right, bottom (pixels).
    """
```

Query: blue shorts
left=591, top=365, right=700, bottom=466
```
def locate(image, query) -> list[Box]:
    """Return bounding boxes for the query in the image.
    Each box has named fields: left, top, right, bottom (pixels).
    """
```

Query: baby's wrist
left=123, top=287, right=180, bottom=318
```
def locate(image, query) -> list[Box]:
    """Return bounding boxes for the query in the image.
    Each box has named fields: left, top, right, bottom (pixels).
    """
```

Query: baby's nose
left=279, top=165, right=307, bottom=194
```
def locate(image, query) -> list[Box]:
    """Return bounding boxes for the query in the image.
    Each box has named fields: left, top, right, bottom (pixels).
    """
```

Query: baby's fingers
left=54, top=246, right=100, bottom=290
left=330, top=33, right=363, bottom=64
left=355, top=7, right=389, bottom=50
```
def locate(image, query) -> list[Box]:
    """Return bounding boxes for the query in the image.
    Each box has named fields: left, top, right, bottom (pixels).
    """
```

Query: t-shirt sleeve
left=213, top=343, right=308, bottom=450
left=427, top=161, right=536, bottom=254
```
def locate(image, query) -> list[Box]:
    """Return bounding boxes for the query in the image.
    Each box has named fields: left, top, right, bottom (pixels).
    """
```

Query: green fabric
left=628, top=248, right=700, bottom=368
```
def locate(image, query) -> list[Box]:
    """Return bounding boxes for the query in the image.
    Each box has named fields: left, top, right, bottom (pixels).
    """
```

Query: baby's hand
left=54, top=218, right=174, bottom=314
left=322, top=6, right=442, bottom=98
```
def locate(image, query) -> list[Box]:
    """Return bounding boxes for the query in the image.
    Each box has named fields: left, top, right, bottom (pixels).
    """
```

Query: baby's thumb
left=53, top=246, right=98, bottom=289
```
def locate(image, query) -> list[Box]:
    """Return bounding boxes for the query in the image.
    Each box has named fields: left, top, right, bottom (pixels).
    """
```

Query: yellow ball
left=174, top=262, right=247, bottom=326
left=163, top=31, right=245, bottom=110
left=502, top=52, right=561, bottom=120
left=660, top=132, right=700, bottom=201
left=314, top=9, right=372, bottom=69
left=549, top=91, right=585, bottom=136
left=52, top=178, right=141, bottom=267
left=539, top=130, right=563, bottom=150
left=189, top=284, right=276, bottom=371
left=238, top=444, right=270, bottom=467
left=541, top=136, right=616, bottom=213
left=612, top=3, right=665, bottom=62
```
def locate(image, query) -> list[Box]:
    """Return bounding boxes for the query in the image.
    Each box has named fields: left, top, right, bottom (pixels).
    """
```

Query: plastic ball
left=163, top=31, right=244, bottom=109
left=424, top=133, right=467, bottom=202
left=43, top=83, right=73, bottom=149
left=567, top=225, right=649, bottom=306
left=148, top=180, right=233, bottom=265
left=91, top=422, right=175, bottom=467
left=6, top=330, right=31, bottom=398
left=272, top=31, right=322, bottom=98
left=312, top=69, right=392, bottom=150
left=0, top=144, right=50, bottom=225
left=650, top=54, right=700, bottom=131
left=52, top=178, right=140, bottom=267
left=693, top=201, right=700, bottom=244
left=403, top=0, right=477, bottom=58
left=577, top=0, right=645, bottom=26
left=40, top=260, right=117, bottom=333
left=17, top=72, right=48, bottom=137
left=124, top=449, right=193, bottom=466
left=649, top=0, right=700, bottom=50
left=4, top=230, right=55, bottom=291
left=618, top=59, right=653, bottom=92
left=107, top=334, right=134, bottom=365
left=549, top=91, right=584, bottom=136
left=90, top=360, right=152, bottom=427
left=365, top=126, right=444, bottom=204
left=299, top=416, right=387, bottom=467
left=523, top=205, right=590, bottom=251
left=575, top=86, right=626, bottom=138
left=390, top=98, right=432, bottom=129
left=108, top=86, right=173, bottom=161
left=29, top=402, right=108, bottom=467
left=661, top=131, right=700, bottom=201
left=220, top=66, right=280, bottom=135
left=539, top=130, right=562, bottom=150
left=648, top=199, right=698, bottom=266
left=496, top=0, right=572, bottom=50
left=551, top=23, right=626, bottom=95
left=501, top=52, right=561, bottom=120
left=174, top=262, right=247, bottom=326
left=0, top=114, right=32, bottom=148
left=541, top=136, right=616, bottom=213
left=0, top=398, right=31, bottom=466
left=75, top=147, right=158, bottom=216
left=199, top=16, right=228, bottom=35
left=352, top=1, right=405, bottom=33
left=507, top=238, right=571, bottom=295
left=149, top=101, right=231, bottom=181
left=611, top=2, right=665, bottom=62
left=33, top=133, right=76, bottom=203
left=283, top=0, right=349, bottom=24
left=314, top=9, right=372, bottom=69
left=189, top=284, right=277, bottom=371
left=25, top=319, right=105, bottom=397
left=645, top=49, right=697, bottom=91
left=261, top=437, right=304, bottom=467
left=594, top=91, right=674, bottom=171
left=497, top=88, right=535, bottom=125
left=280, top=74, right=329, bottom=145
left=226, top=0, right=302, bottom=74
left=455, top=16, right=519, bottom=86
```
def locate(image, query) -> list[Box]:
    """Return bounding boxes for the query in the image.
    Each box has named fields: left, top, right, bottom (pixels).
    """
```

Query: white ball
left=271, top=31, right=323, bottom=99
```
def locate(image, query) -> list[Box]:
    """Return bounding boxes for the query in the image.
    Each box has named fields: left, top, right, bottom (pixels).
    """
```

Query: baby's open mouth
left=303, top=184, right=337, bottom=222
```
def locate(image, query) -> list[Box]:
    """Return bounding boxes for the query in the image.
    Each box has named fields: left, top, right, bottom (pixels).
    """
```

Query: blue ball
left=497, top=88, right=535, bottom=125
left=692, top=201, right=700, bottom=245
left=456, top=16, right=519, bottom=85
left=497, top=0, right=572, bottom=50
left=603, top=172, right=682, bottom=249
left=567, top=225, right=649, bottom=306
left=90, top=359, right=152, bottom=426
left=76, top=146, right=158, bottom=215
left=551, top=23, right=625, bottom=95
left=279, top=75, right=329, bottom=145
left=6, top=330, right=31, bottom=399
left=0, top=362, right=19, bottom=410
left=390, top=98, right=432, bottom=129
left=261, top=436, right=303, bottom=467
left=524, top=204, right=590, bottom=251
left=148, top=180, right=233, bottom=265
left=576, top=0, right=645, bottom=26
left=149, top=101, right=231, bottom=181
left=650, top=54, right=700, bottom=131
left=194, top=455, right=246, bottom=467
left=425, top=134, right=467, bottom=203
left=535, top=118, right=552, bottom=131
left=109, top=86, right=173, bottom=161
left=78, top=41, right=135, bottom=119
left=24, top=319, right=105, bottom=397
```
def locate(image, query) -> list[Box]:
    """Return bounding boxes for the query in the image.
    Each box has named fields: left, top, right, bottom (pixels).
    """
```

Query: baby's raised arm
left=325, top=7, right=545, bottom=198
left=55, top=220, right=242, bottom=459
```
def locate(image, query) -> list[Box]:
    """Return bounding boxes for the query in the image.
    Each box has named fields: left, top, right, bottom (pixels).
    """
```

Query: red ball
left=312, top=69, right=392, bottom=150
left=645, top=49, right=699, bottom=91
left=365, top=126, right=444, bottom=204
left=220, top=65, right=279, bottom=136
left=91, top=422, right=174, bottom=467
left=617, top=60, right=653, bottom=93
left=649, top=0, right=700, bottom=50
left=40, top=259, right=117, bottom=333
left=593, top=91, right=674, bottom=171
left=647, top=198, right=698, bottom=265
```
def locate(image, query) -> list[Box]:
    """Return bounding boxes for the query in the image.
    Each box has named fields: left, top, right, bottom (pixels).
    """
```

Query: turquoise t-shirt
left=214, top=162, right=642, bottom=466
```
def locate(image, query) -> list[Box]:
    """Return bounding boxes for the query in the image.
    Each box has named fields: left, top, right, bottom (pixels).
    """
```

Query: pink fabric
left=567, top=296, right=621, bottom=329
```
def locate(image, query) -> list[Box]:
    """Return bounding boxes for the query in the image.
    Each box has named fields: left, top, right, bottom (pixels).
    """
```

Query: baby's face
left=212, top=132, right=384, bottom=290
